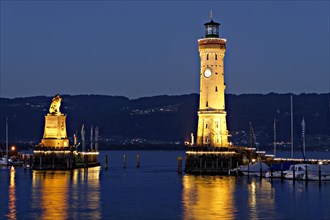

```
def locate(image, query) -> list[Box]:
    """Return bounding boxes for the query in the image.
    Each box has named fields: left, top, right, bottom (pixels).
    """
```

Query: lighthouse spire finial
left=210, top=9, right=213, bottom=20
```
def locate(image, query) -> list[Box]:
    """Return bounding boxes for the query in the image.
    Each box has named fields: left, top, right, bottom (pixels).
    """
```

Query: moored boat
left=284, top=164, right=308, bottom=180
left=238, top=162, right=269, bottom=176
left=265, top=162, right=293, bottom=178
left=301, top=164, right=330, bottom=181
left=265, top=170, right=287, bottom=178
left=283, top=164, right=330, bottom=181
left=0, top=155, right=12, bottom=166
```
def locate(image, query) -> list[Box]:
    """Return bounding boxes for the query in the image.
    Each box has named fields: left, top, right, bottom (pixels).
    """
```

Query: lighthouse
left=196, top=13, right=229, bottom=147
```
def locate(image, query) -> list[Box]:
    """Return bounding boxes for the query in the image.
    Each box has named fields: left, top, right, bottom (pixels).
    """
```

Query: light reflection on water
left=182, top=175, right=236, bottom=219
left=182, top=175, right=278, bottom=219
left=5, top=167, right=16, bottom=220
left=1, top=151, right=330, bottom=219
left=245, top=178, right=275, bottom=219
left=31, top=167, right=101, bottom=220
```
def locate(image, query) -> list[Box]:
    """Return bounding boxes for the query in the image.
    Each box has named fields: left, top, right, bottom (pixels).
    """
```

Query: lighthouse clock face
left=204, top=69, right=212, bottom=78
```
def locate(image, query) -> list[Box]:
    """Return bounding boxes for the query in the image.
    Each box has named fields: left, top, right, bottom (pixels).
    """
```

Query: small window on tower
left=215, top=54, right=218, bottom=60
left=206, top=54, right=209, bottom=60
left=215, top=86, right=218, bottom=92
left=205, top=123, right=208, bottom=129
left=206, top=101, right=208, bottom=107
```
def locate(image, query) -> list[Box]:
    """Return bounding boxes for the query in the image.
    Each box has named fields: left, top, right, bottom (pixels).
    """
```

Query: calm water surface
left=1, top=151, right=330, bottom=219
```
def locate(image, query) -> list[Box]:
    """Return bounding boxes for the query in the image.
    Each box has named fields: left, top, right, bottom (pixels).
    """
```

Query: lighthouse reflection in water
left=182, top=175, right=276, bottom=219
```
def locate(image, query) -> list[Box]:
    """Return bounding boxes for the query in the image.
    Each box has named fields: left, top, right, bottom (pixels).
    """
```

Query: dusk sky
left=1, top=0, right=329, bottom=99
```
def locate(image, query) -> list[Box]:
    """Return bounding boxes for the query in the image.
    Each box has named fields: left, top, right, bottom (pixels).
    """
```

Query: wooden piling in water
left=39, top=156, right=42, bottom=170
left=177, top=156, right=182, bottom=173
left=259, top=160, right=262, bottom=179
left=29, top=156, right=32, bottom=169
left=318, top=163, right=321, bottom=183
left=293, top=164, right=296, bottom=181
left=105, top=155, right=108, bottom=170
left=270, top=163, right=273, bottom=180
left=280, top=162, right=283, bottom=181
left=136, top=154, right=140, bottom=168
left=52, top=154, right=55, bottom=169
left=229, top=158, right=232, bottom=171
left=123, top=153, right=126, bottom=169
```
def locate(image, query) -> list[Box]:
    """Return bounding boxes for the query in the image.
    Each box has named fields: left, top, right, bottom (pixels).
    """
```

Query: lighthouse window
left=215, top=86, right=218, bottom=92
left=215, top=54, right=218, bottom=60
left=205, top=123, right=208, bottom=129
left=206, top=101, right=208, bottom=107
left=206, top=54, right=209, bottom=60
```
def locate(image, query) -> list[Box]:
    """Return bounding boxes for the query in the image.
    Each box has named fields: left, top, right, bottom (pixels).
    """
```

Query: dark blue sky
left=1, top=1, right=329, bottom=98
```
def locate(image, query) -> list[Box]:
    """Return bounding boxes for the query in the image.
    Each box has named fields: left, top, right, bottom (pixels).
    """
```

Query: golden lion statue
left=49, top=94, right=62, bottom=115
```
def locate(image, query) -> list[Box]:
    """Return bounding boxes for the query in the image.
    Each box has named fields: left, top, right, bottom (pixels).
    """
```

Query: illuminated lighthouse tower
left=196, top=13, right=229, bottom=147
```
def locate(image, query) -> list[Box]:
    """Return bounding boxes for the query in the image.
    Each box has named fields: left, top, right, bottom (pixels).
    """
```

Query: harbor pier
left=185, top=146, right=259, bottom=174
left=32, top=95, right=100, bottom=170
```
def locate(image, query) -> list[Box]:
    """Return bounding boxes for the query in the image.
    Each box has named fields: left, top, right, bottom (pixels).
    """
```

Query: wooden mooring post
left=270, top=163, right=273, bottom=180
left=259, top=160, right=262, bottom=179
left=177, top=156, right=182, bottom=173
left=39, top=156, right=42, bottom=170
left=318, top=163, right=321, bottom=183
left=280, top=162, right=284, bottom=181
left=123, top=153, right=126, bottom=169
left=136, top=154, right=140, bottom=168
left=105, top=155, right=108, bottom=170
left=52, top=154, right=55, bottom=169
left=84, top=154, right=88, bottom=170
left=293, top=164, right=296, bottom=181
left=29, top=156, right=32, bottom=169
left=229, top=158, right=232, bottom=175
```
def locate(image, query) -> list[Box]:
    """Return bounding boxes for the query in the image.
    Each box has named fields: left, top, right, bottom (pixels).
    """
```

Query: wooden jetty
left=184, top=146, right=258, bottom=174
left=33, top=147, right=100, bottom=170
left=184, top=146, right=330, bottom=176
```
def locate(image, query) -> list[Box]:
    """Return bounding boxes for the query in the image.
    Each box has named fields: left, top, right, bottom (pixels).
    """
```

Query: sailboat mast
left=6, top=117, right=8, bottom=165
left=302, top=117, right=306, bottom=159
left=249, top=122, right=253, bottom=148
left=291, top=95, right=294, bottom=159
left=90, top=125, right=94, bottom=151
left=274, top=119, right=276, bottom=157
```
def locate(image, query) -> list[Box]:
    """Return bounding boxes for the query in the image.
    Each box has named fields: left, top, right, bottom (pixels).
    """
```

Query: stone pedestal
left=41, top=114, right=69, bottom=147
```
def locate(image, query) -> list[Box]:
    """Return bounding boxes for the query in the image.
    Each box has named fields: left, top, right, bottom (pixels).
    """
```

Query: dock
left=184, top=146, right=330, bottom=176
